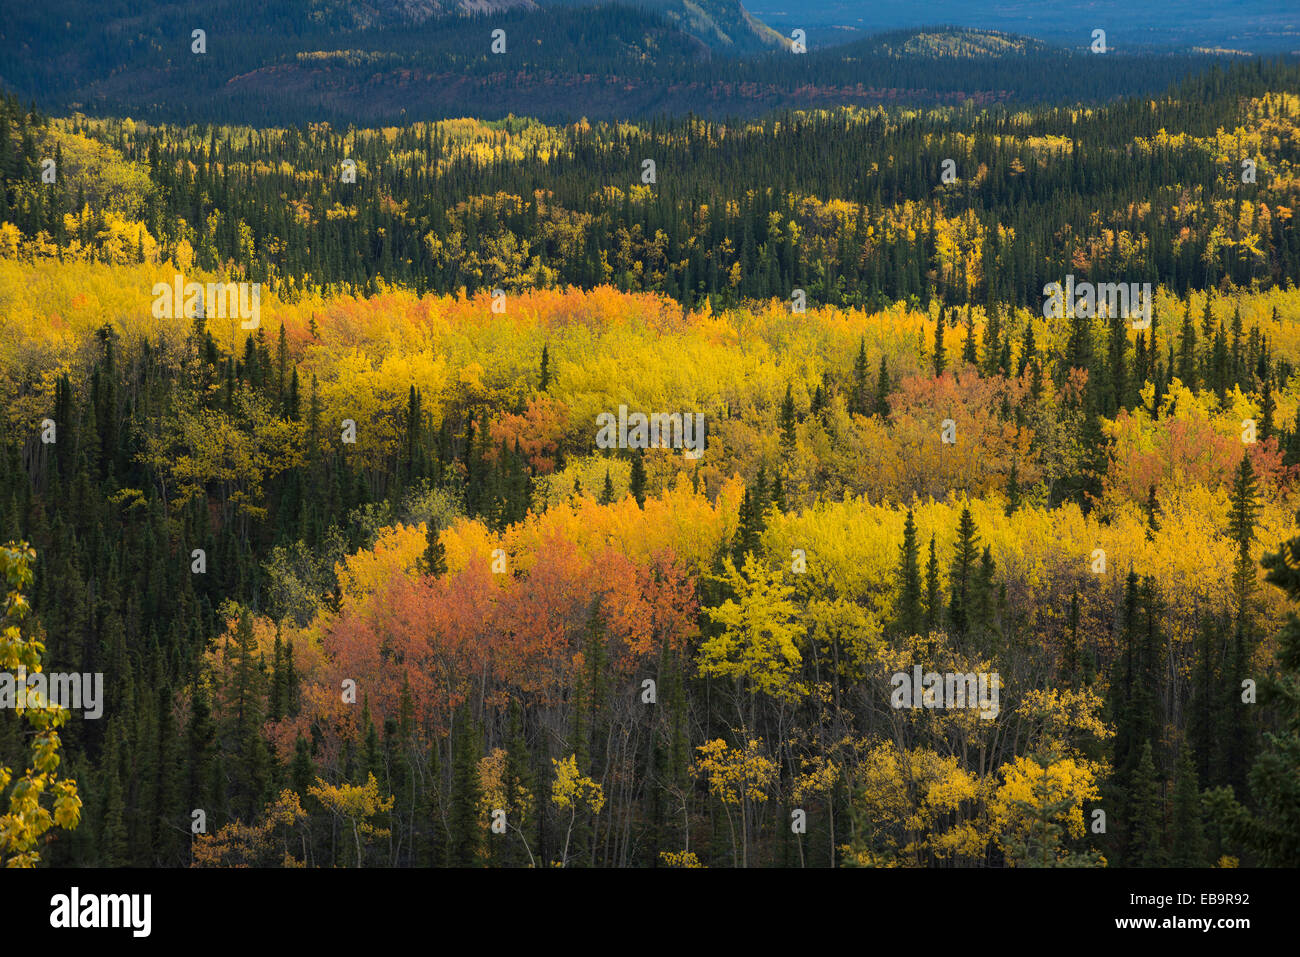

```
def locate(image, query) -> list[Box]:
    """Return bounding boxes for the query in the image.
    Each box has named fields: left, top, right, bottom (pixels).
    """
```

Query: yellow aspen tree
left=550, top=754, right=604, bottom=867
left=308, top=773, right=394, bottom=867
left=0, top=542, right=82, bottom=867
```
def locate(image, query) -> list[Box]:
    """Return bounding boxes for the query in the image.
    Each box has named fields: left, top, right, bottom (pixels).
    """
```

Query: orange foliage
left=489, top=394, right=569, bottom=473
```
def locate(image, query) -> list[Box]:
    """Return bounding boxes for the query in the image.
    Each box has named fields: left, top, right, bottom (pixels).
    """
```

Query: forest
left=1, top=51, right=1299, bottom=868
left=0, top=2, right=1248, bottom=124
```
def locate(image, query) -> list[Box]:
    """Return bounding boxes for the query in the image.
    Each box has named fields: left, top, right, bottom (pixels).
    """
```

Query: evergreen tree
left=1128, top=740, right=1166, bottom=867
left=1145, top=484, right=1161, bottom=540
left=779, top=385, right=797, bottom=463
left=423, top=522, right=447, bottom=576
left=1261, top=375, right=1276, bottom=442
left=1240, top=515, right=1300, bottom=864
left=1169, top=739, right=1207, bottom=866
left=932, top=312, right=947, bottom=377
left=874, top=355, right=891, bottom=418
left=1223, top=452, right=1260, bottom=791
left=961, top=311, right=978, bottom=367
left=947, top=507, right=979, bottom=640
left=894, top=509, right=923, bottom=637
left=448, top=709, right=483, bottom=867
left=229, top=609, right=271, bottom=820
left=629, top=449, right=647, bottom=507
left=923, top=534, right=941, bottom=634
left=1177, top=302, right=1198, bottom=391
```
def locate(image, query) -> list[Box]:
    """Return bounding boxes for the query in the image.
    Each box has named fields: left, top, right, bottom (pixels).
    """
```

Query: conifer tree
left=1005, top=458, right=1020, bottom=516
left=1223, top=453, right=1260, bottom=791
left=448, top=709, right=483, bottom=867
left=874, top=356, right=891, bottom=418
left=629, top=449, right=647, bottom=507
left=1240, top=513, right=1300, bottom=864
left=961, top=311, right=978, bottom=367
left=894, top=509, right=923, bottom=637
left=230, top=609, right=270, bottom=820
left=1261, top=376, right=1276, bottom=442
left=779, top=385, right=797, bottom=464
left=923, top=534, right=941, bottom=635
left=933, top=312, right=947, bottom=377
left=1169, top=740, right=1207, bottom=866
left=947, top=508, right=979, bottom=640
left=1128, top=740, right=1166, bottom=866
left=1177, top=302, right=1198, bottom=391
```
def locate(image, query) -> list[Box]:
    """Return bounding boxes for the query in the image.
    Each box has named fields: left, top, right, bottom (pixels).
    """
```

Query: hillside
left=2, top=53, right=1300, bottom=875
left=634, top=0, right=788, bottom=51
left=0, top=6, right=1246, bottom=127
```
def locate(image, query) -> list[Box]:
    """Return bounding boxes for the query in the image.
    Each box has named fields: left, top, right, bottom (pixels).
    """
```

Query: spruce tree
left=629, top=449, right=647, bottom=507
left=1177, top=301, right=1198, bottom=391
left=1223, top=453, right=1260, bottom=791
left=1240, top=518, right=1300, bottom=864
left=874, top=355, right=891, bottom=417
left=1128, top=740, right=1166, bottom=866
left=961, top=311, right=978, bottom=367
left=229, top=609, right=270, bottom=820
left=779, top=385, right=797, bottom=463
left=947, top=507, right=979, bottom=640
left=894, top=509, right=923, bottom=638
left=923, top=534, right=941, bottom=635
left=1005, top=458, right=1020, bottom=516
left=448, top=709, right=483, bottom=867
left=1169, top=739, right=1207, bottom=866
left=423, top=522, right=447, bottom=577
left=1002, top=747, right=1105, bottom=868
left=1261, top=375, right=1276, bottom=441
left=933, top=312, right=947, bottom=377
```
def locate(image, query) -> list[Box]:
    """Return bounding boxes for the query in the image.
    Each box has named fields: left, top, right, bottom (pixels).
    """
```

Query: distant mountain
left=631, top=0, right=787, bottom=52
left=748, top=0, right=1299, bottom=54
left=0, top=7, right=1248, bottom=127
left=298, top=0, right=539, bottom=27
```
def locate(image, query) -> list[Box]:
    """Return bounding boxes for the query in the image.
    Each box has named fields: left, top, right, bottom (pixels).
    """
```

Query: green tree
left=894, top=509, right=923, bottom=638
left=923, top=534, right=942, bottom=634
left=947, top=507, right=979, bottom=640
left=1128, top=740, right=1166, bottom=866
left=1240, top=522, right=1300, bottom=864
left=448, top=709, right=483, bottom=866
left=629, top=449, right=647, bottom=507
left=1169, top=740, right=1207, bottom=867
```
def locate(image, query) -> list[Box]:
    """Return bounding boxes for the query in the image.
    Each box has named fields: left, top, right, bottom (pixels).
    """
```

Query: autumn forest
left=2, top=31, right=1300, bottom=873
